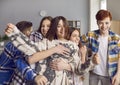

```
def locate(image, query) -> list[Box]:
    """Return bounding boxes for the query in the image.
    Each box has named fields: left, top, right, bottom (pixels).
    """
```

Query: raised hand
left=54, top=44, right=70, bottom=56
left=5, top=23, right=20, bottom=37
left=92, top=53, right=100, bottom=64
left=79, top=45, right=87, bottom=64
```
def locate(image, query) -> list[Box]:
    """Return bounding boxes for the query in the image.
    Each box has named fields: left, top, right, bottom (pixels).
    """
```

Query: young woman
left=51, top=27, right=100, bottom=85
left=29, top=16, right=53, bottom=74
left=31, top=16, right=79, bottom=85
left=30, top=16, right=53, bottom=42
left=68, top=27, right=86, bottom=85
left=50, top=27, right=86, bottom=85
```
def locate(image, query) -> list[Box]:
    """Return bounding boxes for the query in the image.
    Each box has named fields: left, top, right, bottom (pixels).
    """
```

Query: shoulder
left=62, top=40, right=79, bottom=50
left=109, top=30, right=120, bottom=41
left=81, top=30, right=99, bottom=38
left=30, top=31, right=43, bottom=39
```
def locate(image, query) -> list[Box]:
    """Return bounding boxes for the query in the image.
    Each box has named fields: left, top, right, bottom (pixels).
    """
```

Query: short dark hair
left=16, top=21, right=33, bottom=32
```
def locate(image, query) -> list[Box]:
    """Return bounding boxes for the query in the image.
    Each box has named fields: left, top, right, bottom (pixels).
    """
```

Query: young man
left=0, top=21, right=47, bottom=85
left=80, top=10, right=120, bottom=85
left=4, top=21, right=70, bottom=85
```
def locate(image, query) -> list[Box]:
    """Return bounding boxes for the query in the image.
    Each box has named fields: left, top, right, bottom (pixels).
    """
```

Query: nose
left=43, top=26, right=49, bottom=31
left=101, top=23, right=106, bottom=28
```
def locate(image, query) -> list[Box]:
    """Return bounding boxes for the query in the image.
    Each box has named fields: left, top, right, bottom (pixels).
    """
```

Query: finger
left=7, top=23, right=15, bottom=28
left=50, top=66, right=58, bottom=70
left=39, top=78, right=45, bottom=85
left=56, top=58, right=61, bottom=62
left=50, top=63, right=57, bottom=70
left=112, top=77, right=116, bottom=85
left=6, top=29, right=13, bottom=33
left=64, top=48, right=70, bottom=53
left=63, top=51, right=70, bottom=56
left=39, top=76, right=48, bottom=85
left=5, top=27, right=14, bottom=33
left=43, top=76, right=48, bottom=83
left=36, top=82, right=40, bottom=85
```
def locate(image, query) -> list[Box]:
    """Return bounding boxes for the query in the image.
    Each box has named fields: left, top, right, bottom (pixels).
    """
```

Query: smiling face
left=41, top=19, right=51, bottom=37
left=96, top=10, right=112, bottom=36
left=70, top=30, right=80, bottom=45
left=97, top=17, right=111, bottom=36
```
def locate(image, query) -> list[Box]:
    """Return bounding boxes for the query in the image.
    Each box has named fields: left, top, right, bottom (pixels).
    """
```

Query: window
left=100, top=0, right=107, bottom=9
left=89, top=0, right=107, bottom=31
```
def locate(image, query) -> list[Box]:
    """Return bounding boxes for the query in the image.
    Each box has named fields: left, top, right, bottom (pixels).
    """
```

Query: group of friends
left=0, top=9, right=120, bottom=85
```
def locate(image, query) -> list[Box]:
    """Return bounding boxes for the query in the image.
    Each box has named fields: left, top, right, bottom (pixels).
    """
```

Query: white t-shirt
left=93, top=35, right=109, bottom=76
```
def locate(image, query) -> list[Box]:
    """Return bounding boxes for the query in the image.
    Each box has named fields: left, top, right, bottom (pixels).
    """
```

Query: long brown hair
left=68, top=27, right=82, bottom=47
left=46, top=16, right=69, bottom=41
left=37, top=16, right=53, bottom=36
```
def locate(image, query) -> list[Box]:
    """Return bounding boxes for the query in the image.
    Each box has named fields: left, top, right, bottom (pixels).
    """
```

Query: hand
left=79, top=45, right=87, bottom=64
left=34, top=75, right=48, bottom=85
left=92, top=53, right=100, bottom=64
left=5, top=23, right=15, bottom=36
left=50, top=58, right=69, bottom=71
left=54, top=45, right=70, bottom=57
left=112, top=73, right=120, bottom=85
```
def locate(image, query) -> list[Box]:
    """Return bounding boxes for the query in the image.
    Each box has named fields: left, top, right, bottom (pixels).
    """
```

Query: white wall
left=107, top=0, right=120, bottom=20
left=89, top=0, right=100, bottom=31
left=0, top=0, right=89, bottom=35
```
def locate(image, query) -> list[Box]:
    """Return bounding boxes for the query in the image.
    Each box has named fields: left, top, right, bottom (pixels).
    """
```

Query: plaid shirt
left=80, top=29, right=120, bottom=79
left=0, top=42, right=37, bottom=85
left=30, top=31, right=43, bottom=42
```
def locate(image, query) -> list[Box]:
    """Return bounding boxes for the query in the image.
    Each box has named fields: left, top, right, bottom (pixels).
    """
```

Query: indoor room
left=0, top=0, right=120, bottom=85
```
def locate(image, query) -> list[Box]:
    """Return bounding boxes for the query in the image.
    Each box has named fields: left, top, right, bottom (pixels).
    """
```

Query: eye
left=47, top=25, right=50, bottom=27
left=105, top=22, right=109, bottom=25
left=57, top=25, right=61, bottom=28
left=42, top=25, right=45, bottom=27
left=98, top=22, right=102, bottom=25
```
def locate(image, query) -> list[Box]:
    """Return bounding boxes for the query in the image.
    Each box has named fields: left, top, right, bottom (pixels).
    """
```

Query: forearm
left=80, top=53, right=86, bottom=64
left=28, top=47, right=57, bottom=64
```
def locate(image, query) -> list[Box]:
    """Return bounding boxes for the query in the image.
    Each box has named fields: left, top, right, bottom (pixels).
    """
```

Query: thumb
left=112, top=77, right=116, bottom=85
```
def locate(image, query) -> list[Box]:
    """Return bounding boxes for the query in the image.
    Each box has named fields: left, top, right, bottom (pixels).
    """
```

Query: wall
left=89, top=0, right=100, bottom=31
left=107, top=0, right=120, bottom=20
left=0, top=0, right=89, bottom=35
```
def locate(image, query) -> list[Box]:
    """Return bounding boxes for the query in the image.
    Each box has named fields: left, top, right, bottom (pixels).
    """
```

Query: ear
left=26, top=30, right=30, bottom=36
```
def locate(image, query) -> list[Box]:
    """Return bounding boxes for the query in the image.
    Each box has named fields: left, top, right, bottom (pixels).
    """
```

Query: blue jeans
left=89, top=71, right=111, bottom=85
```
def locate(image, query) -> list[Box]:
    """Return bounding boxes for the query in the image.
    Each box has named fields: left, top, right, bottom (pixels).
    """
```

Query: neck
left=100, top=31, right=109, bottom=37
left=58, top=38, right=67, bottom=41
